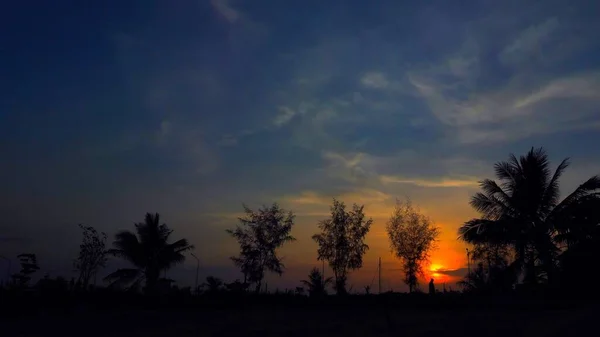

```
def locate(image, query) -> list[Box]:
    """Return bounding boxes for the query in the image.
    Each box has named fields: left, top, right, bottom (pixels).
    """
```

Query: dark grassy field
left=2, top=301, right=596, bottom=337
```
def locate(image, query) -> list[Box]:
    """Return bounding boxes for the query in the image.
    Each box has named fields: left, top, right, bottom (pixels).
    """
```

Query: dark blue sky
left=2, top=0, right=600, bottom=290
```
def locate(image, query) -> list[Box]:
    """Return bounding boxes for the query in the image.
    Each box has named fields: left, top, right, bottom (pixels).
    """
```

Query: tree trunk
left=255, top=278, right=262, bottom=294
left=145, top=268, right=160, bottom=295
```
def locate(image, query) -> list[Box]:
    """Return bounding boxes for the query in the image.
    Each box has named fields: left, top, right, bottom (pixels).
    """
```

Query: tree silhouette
left=201, top=276, right=224, bottom=293
left=301, top=267, right=332, bottom=297
left=12, top=253, right=39, bottom=288
left=458, top=262, right=488, bottom=293
left=458, top=148, right=600, bottom=285
left=386, top=199, right=439, bottom=292
left=74, top=224, right=107, bottom=289
left=226, top=203, right=296, bottom=293
left=471, top=242, right=515, bottom=290
left=224, top=279, right=249, bottom=293
left=104, top=213, right=193, bottom=294
left=312, top=199, right=372, bottom=295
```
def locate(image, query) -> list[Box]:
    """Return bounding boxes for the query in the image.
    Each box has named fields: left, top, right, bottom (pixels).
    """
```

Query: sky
left=2, top=0, right=600, bottom=292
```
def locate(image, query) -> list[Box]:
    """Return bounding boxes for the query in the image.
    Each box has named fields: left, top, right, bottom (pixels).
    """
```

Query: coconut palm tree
left=104, top=213, right=194, bottom=293
left=301, top=267, right=333, bottom=297
left=201, top=276, right=224, bottom=293
left=458, top=147, right=600, bottom=284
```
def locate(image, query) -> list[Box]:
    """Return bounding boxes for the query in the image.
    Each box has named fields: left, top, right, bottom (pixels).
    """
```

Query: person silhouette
left=428, top=278, right=435, bottom=295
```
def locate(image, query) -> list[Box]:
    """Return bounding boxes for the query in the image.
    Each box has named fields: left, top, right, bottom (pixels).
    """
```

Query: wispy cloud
left=499, top=17, right=559, bottom=67
left=272, top=106, right=297, bottom=127
left=513, top=73, right=600, bottom=109
left=361, top=72, right=389, bottom=89
left=380, top=175, right=480, bottom=188
left=282, top=188, right=395, bottom=218
left=210, top=0, right=240, bottom=23
left=409, top=38, right=600, bottom=145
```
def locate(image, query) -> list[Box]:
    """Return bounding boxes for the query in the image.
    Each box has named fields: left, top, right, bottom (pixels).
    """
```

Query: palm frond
left=103, top=268, right=143, bottom=288
left=458, top=219, right=514, bottom=244
left=540, top=158, right=570, bottom=213
left=556, top=176, right=600, bottom=209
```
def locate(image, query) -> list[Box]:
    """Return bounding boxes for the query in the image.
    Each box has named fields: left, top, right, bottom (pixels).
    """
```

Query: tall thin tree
left=386, top=199, right=439, bottom=292
left=74, top=224, right=107, bottom=289
left=312, top=199, right=372, bottom=295
left=226, top=203, right=296, bottom=293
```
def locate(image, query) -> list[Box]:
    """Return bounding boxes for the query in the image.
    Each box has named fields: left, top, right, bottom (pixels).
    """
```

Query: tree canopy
left=104, top=213, right=193, bottom=293
left=227, top=203, right=296, bottom=293
left=386, top=199, right=439, bottom=292
left=312, top=199, right=372, bottom=295
left=458, top=147, right=600, bottom=285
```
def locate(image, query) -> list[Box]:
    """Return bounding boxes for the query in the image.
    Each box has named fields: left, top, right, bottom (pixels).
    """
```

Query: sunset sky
left=2, top=0, right=600, bottom=292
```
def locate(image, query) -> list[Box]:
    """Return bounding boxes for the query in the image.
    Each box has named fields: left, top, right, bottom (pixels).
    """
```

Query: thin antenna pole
left=378, top=257, right=382, bottom=294
left=466, top=248, right=471, bottom=275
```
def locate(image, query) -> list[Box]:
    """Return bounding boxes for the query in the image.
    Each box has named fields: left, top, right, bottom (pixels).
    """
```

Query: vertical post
left=378, top=257, right=382, bottom=294
left=466, top=248, right=471, bottom=275
left=322, top=259, right=325, bottom=283
left=191, top=253, right=200, bottom=295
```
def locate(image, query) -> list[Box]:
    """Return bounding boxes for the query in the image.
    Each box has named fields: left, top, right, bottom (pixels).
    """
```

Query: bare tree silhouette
left=74, top=224, right=107, bottom=289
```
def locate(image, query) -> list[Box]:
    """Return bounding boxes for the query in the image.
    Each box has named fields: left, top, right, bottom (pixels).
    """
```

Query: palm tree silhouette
left=301, top=267, right=333, bottom=297
left=104, top=213, right=194, bottom=293
left=458, top=147, right=600, bottom=284
left=201, top=276, right=224, bottom=293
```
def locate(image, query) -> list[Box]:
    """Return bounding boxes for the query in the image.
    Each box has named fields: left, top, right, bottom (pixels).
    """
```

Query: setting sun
left=429, top=263, right=443, bottom=272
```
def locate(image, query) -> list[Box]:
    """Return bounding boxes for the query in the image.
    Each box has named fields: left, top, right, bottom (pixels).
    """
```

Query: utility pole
left=190, top=253, right=200, bottom=295
left=378, top=257, right=381, bottom=294
left=466, top=248, right=471, bottom=275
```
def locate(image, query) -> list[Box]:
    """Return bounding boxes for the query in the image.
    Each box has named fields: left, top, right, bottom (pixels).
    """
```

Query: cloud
left=361, top=72, right=389, bottom=89
left=273, top=106, right=297, bottom=127
left=218, top=134, right=238, bottom=146
left=154, top=121, right=220, bottom=175
left=210, top=0, right=240, bottom=23
left=155, top=120, right=172, bottom=145
left=513, top=73, right=600, bottom=109
left=499, top=17, right=559, bottom=66
left=410, top=51, right=600, bottom=144
left=380, top=175, right=480, bottom=188
left=282, top=188, right=395, bottom=218
left=434, top=268, right=469, bottom=278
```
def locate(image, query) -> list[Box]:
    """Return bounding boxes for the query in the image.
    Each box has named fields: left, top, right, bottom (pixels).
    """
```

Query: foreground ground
left=1, top=305, right=596, bottom=337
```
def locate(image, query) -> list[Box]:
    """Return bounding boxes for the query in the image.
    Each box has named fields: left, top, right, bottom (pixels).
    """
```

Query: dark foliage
left=226, top=203, right=296, bottom=293
left=104, top=213, right=194, bottom=294
left=387, top=199, right=440, bottom=292
left=312, top=199, right=372, bottom=295
left=301, top=267, right=332, bottom=297
left=74, top=224, right=107, bottom=289
left=458, top=147, right=600, bottom=286
left=11, top=253, right=40, bottom=288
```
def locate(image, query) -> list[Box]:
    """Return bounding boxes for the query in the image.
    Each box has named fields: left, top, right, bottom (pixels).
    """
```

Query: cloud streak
left=210, top=0, right=240, bottom=23
left=380, top=175, right=480, bottom=188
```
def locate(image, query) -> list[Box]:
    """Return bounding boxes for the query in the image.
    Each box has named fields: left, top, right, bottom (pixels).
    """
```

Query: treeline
left=2, top=147, right=599, bottom=298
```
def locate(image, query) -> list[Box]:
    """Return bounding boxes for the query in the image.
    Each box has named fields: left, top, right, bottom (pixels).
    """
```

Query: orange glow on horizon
left=429, top=263, right=443, bottom=272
